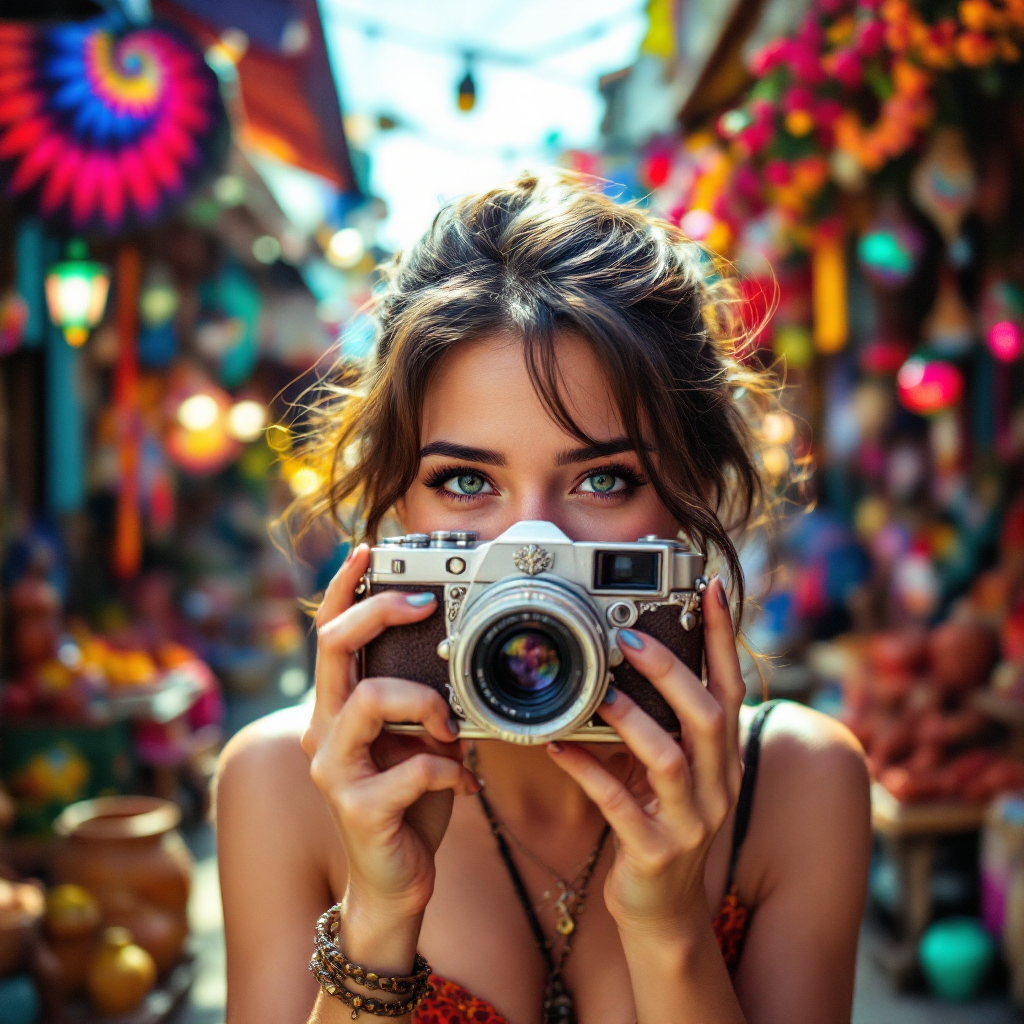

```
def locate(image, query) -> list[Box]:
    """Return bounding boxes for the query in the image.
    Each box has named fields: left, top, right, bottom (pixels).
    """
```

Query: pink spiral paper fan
left=0, top=16, right=227, bottom=234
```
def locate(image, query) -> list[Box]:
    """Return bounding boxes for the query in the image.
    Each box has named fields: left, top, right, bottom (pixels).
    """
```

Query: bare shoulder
left=759, top=699, right=867, bottom=776
left=216, top=704, right=311, bottom=796
left=214, top=702, right=331, bottom=849
left=744, top=701, right=870, bottom=898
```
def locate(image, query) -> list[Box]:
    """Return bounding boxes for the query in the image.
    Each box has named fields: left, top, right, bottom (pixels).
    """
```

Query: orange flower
left=998, top=36, right=1021, bottom=59
left=959, top=0, right=996, bottom=31
left=892, top=60, right=933, bottom=95
left=792, top=156, right=830, bottom=195
left=785, top=109, right=815, bottom=136
left=1005, top=0, right=1024, bottom=29
left=919, top=19, right=958, bottom=67
left=827, top=14, right=857, bottom=44
left=956, top=29, right=999, bottom=64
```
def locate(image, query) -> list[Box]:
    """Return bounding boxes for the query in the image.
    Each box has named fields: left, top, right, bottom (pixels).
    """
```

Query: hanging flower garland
left=714, top=0, right=1024, bottom=247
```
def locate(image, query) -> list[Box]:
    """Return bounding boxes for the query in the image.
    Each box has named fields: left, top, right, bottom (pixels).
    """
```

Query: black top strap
left=723, top=699, right=782, bottom=897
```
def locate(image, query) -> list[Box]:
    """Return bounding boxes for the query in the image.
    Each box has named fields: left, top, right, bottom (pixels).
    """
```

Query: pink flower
left=750, top=98, right=776, bottom=123
left=782, top=85, right=815, bottom=113
left=815, top=98, right=844, bottom=126
left=790, top=42, right=826, bottom=83
left=732, top=163, right=762, bottom=200
left=750, top=39, right=788, bottom=76
left=857, top=18, right=886, bottom=55
left=738, top=121, right=774, bottom=154
left=832, top=49, right=864, bottom=87
left=764, top=159, right=792, bottom=186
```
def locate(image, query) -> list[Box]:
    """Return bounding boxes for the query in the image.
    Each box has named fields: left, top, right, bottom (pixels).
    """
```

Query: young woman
left=216, top=174, right=871, bottom=1024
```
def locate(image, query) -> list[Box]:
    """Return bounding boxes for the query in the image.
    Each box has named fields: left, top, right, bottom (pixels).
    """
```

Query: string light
left=457, top=60, right=477, bottom=112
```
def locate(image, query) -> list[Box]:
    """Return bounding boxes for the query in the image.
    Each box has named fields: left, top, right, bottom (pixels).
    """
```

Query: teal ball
left=919, top=917, right=996, bottom=1001
left=0, top=975, right=40, bottom=1024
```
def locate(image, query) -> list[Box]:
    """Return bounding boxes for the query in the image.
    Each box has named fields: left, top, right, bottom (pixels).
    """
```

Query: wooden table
left=870, top=783, right=988, bottom=987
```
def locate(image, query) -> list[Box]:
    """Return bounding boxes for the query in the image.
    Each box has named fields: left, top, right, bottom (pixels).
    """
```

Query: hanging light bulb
left=45, top=239, right=110, bottom=347
left=457, top=58, right=476, bottom=113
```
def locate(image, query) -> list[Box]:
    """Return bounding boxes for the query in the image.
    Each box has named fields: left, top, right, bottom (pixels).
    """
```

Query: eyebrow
left=418, top=436, right=646, bottom=468
left=419, top=441, right=507, bottom=466
left=556, top=437, right=644, bottom=466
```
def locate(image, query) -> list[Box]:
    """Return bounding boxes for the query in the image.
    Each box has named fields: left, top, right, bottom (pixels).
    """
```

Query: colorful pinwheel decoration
left=0, top=17, right=227, bottom=233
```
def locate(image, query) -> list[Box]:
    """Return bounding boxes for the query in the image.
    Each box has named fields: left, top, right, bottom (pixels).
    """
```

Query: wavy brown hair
left=287, top=172, right=777, bottom=619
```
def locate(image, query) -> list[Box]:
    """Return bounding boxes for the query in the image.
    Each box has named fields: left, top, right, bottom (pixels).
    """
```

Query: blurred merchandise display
left=556, top=0, right=1024, bottom=1003
left=0, top=1, right=372, bottom=1018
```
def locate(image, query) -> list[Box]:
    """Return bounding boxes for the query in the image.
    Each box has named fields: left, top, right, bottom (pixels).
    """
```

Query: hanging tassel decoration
left=813, top=229, right=848, bottom=355
left=113, top=247, right=143, bottom=580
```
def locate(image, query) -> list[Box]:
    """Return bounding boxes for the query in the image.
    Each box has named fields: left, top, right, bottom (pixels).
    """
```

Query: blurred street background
left=1, top=0, right=1024, bottom=1021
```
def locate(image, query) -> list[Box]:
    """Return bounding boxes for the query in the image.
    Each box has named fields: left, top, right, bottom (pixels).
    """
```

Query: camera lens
left=472, top=612, right=582, bottom=723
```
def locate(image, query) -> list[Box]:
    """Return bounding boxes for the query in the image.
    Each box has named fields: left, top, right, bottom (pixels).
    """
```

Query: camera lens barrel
left=450, top=577, right=608, bottom=744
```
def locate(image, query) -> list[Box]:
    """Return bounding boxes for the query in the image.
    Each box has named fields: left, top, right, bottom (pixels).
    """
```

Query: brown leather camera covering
left=361, top=583, right=703, bottom=734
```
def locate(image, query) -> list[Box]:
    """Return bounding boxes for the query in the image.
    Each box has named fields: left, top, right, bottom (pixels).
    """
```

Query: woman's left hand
left=547, top=574, right=745, bottom=937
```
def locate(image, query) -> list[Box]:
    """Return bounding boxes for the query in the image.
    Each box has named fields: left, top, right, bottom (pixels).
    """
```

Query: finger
left=547, top=742, right=654, bottom=843
left=702, top=576, right=745, bottom=797
left=336, top=676, right=459, bottom=762
left=358, top=753, right=481, bottom=822
left=592, top=686, right=694, bottom=815
left=316, top=543, right=370, bottom=630
left=314, top=590, right=439, bottom=718
left=614, top=629, right=728, bottom=818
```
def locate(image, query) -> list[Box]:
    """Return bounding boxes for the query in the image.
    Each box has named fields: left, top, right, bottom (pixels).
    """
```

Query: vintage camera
left=360, top=521, right=707, bottom=744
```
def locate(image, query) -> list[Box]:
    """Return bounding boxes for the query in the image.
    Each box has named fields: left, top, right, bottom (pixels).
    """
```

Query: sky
left=318, top=0, right=648, bottom=251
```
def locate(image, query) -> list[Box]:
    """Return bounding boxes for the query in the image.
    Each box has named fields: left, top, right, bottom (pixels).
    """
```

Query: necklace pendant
left=554, top=891, right=575, bottom=936
left=543, top=978, right=576, bottom=1024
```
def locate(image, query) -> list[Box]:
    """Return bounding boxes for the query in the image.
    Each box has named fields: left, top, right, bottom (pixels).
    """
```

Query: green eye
left=579, top=472, right=626, bottom=495
left=448, top=473, right=488, bottom=495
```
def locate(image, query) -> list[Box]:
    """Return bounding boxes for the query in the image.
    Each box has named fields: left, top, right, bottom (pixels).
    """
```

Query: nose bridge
left=505, top=489, right=569, bottom=535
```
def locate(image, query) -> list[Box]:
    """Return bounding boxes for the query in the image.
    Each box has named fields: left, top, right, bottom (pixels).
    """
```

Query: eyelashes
left=422, top=461, right=648, bottom=501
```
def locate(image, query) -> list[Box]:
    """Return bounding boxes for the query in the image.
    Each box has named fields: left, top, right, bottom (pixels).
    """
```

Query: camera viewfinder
left=594, top=550, right=660, bottom=591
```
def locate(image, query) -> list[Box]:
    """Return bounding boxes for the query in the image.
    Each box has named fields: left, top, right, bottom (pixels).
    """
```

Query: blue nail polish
left=618, top=629, right=644, bottom=650
left=406, top=592, right=435, bottom=607
left=602, top=686, right=618, bottom=705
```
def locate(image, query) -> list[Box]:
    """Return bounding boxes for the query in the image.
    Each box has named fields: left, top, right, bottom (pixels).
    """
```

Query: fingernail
left=470, top=775, right=482, bottom=793
left=406, top=592, right=435, bottom=607
left=715, top=577, right=730, bottom=611
left=448, top=713, right=460, bottom=737
left=602, top=685, right=618, bottom=705
left=618, top=629, right=644, bottom=650
left=548, top=741, right=564, bottom=754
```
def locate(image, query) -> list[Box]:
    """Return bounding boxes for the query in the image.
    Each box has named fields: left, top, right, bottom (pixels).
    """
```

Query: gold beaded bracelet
left=309, top=905, right=432, bottom=1019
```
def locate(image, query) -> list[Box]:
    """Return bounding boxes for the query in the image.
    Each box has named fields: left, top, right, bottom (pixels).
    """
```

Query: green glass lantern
left=45, top=239, right=110, bottom=347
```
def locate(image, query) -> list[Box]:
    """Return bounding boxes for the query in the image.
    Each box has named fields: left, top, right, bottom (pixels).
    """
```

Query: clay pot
left=52, top=797, right=191, bottom=974
left=0, top=880, right=44, bottom=979
left=87, top=926, right=156, bottom=1016
left=929, top=620, right=999, bottom=694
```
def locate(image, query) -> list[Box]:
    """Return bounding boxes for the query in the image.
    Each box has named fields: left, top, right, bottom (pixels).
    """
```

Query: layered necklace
left=468, top=745, right=611, bottom=1024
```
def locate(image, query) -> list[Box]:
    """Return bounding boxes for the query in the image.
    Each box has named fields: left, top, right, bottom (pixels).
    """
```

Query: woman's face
left=398, top=332, right=679, bottom=543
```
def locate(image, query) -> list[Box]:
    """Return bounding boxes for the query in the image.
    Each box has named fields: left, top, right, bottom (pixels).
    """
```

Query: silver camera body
left=361, top=521, right=707, bottom=745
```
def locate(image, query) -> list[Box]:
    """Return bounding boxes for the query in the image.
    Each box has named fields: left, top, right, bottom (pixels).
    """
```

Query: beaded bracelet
left=309, top=905, right=432, bottom=1019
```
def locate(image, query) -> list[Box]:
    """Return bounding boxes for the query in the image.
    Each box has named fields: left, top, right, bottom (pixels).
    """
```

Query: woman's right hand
left=300, top=543, right=480, bottom=972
